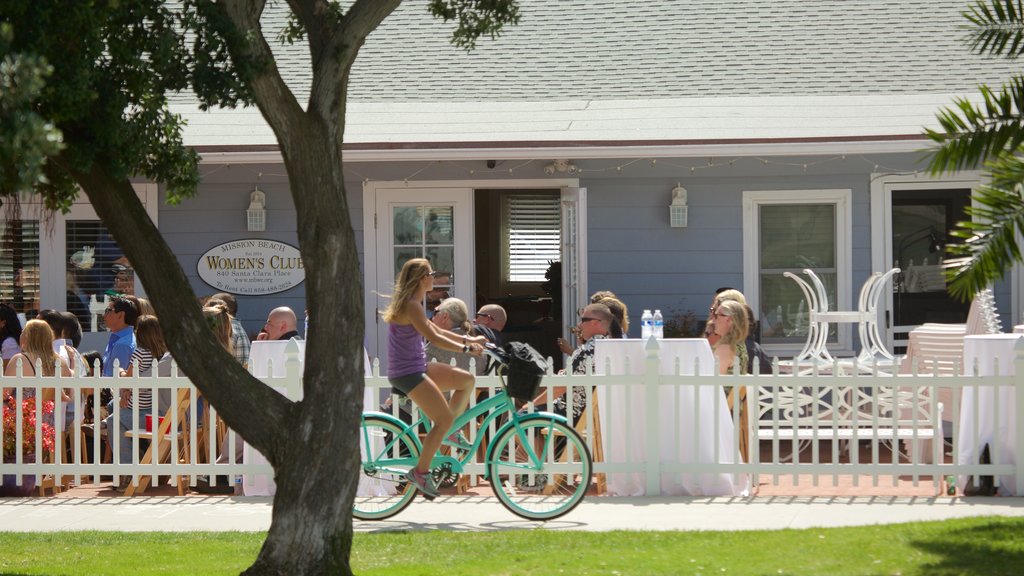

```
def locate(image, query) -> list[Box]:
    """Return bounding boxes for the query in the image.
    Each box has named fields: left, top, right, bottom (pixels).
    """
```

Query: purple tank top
left=388, top=322, right=426, bottom=378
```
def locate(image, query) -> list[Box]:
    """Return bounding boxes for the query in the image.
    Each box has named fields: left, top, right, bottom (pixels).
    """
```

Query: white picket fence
left=2, top=340, right=1022, bottom=497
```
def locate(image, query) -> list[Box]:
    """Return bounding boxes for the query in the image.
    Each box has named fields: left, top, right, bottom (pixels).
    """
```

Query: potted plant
left=1, top=395, right=55, bottom=497
left=662, top=306, right=705, bottom=339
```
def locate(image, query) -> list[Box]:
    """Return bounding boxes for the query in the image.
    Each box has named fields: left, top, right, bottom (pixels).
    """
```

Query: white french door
left=362, top=180, right=587, bottom=366
left=560, top=187, right=588, bottom=342
left=870, top=173, right=982, bottom=352
left=364, top=186, right=474, bottom=365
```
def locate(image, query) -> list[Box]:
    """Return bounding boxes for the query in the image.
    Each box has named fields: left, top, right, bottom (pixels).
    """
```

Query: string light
left=344, top=155, right=923, bottom=184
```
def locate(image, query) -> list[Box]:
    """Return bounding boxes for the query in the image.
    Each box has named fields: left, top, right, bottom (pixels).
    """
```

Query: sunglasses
left=579, top=317, right=602, bottom=323
left=712, top=311, right=731, bottom=319
left=475, top=312, right=495, bottom=321
left=104, top=307, right=117, bottom=314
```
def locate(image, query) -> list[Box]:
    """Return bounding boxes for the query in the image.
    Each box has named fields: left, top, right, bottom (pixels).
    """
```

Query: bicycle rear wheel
left=353, top=416, right=419, bottom=520
left=488, top=418, right=592, bottom=520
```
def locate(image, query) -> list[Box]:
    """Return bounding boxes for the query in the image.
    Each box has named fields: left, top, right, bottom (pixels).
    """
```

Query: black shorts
left=388, top=372, right=427, bottom=396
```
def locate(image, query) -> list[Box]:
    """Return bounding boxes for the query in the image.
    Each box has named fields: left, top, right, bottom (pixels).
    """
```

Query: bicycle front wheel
left=488, top=418, right=592, bottom=520
left=353, top=416, right=419, bottom=520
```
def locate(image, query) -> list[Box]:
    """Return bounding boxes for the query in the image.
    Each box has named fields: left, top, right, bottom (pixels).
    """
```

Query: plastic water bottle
left=653, top=309, right=664, bottom=339
left=641, top=309, right=653, bottom=340
left=304, top=311, right=309, bottom=339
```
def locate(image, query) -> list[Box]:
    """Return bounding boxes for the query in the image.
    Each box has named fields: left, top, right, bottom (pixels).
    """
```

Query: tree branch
left=60, top=153, right=294, bottom=463
left=217, top=0, right=307, bottom=141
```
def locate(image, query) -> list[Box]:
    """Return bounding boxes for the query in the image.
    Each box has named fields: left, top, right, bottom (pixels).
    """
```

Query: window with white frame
left=743, top=190, right=851, bottom=350
left=503, top=192, right=561, bottom=282
left=0, top=219, right=41, bottom=316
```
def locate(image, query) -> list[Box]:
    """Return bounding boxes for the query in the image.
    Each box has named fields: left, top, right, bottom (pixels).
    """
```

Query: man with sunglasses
left=472, top=304, right=507, bottom=346
left=101, top=295, right=138, bottom=377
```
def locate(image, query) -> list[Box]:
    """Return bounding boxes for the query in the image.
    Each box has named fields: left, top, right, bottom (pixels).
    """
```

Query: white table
left=593, top=338, right=746, bottom=496
left=959, top=334, right=1021, bottom=496
left=244, top=340, right=382, bottom=496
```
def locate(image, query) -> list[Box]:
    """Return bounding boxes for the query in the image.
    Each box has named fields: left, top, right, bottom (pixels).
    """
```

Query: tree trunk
left=69, top=128, right=364, bottom=574
left=242, top=120, right=364, bottom=574
left=243, top=374, right=361, bottom=576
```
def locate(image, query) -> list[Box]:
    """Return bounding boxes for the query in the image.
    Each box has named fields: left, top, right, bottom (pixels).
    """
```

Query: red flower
left=2, top=395, right=56, bottom=461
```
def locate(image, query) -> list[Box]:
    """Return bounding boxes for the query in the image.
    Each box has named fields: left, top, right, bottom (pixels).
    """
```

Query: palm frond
left=925, top=76, right=1024, bottom=174
left=965, top=0, right=1024, bottom=57
left=944, top=152, right=1024, bottom=300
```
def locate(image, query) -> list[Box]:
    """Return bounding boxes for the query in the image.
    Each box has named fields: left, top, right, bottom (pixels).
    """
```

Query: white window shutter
left=505, top=194, right=561, bottom=282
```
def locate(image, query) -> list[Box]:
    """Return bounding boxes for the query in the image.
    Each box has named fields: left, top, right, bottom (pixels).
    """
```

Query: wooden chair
left=542, top=387, right=606, bottom=495
left=35, top=451, right=60, bottom=496
left=123, top=388, right=192, bottom=496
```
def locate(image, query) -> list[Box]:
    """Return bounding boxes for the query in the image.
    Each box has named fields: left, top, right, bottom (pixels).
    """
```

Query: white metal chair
left=777, top=270, right=835, bottom=374
left=853, top=267, right=900, bottom=372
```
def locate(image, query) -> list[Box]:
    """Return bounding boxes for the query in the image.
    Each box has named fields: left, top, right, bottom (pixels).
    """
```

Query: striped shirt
left=129, top=347, right=155, bottom=410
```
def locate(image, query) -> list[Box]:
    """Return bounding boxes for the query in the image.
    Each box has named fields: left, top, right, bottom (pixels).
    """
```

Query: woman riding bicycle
left=383, top=258, right=488, bottom=499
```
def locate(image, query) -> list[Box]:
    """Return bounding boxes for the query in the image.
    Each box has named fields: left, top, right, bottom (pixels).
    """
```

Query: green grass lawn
left=0, top=517, right=1020, bottom=575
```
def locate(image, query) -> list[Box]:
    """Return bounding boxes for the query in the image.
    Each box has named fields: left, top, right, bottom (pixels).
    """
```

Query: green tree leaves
left=0, top=1, right=199, bottom=207
left=965, top=0, right=1024, bottom=56
left=927, top=0, right=1024, bottom=299
left=0, top=24, right=64, bottom=206
left=428, top=0, right=521, bottom=50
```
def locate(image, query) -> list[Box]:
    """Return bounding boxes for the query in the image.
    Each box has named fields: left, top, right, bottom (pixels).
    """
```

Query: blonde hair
left=597, top=296, right=629, bottom=335
left=715, top=300, right=749, bottom=347
left=136, top=297, right=157, bottom=318
left=20, top=319, right=60, bottom=376
left=203, top=304, right=234, bottom=354
left=436, top=297, right=470, bottom=332
left=382, top=258, right=432, bottom=323
left=714, top=289, right=747, bottom=307
left=135, top=315, right=168, bottom=359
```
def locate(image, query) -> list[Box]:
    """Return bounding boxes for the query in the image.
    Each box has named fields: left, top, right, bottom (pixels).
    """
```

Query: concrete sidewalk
left=1, top=495, right=1023, bottom=532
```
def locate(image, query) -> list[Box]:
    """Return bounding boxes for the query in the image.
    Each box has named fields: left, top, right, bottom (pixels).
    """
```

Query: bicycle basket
left=499, top=341, right=548, bottom=401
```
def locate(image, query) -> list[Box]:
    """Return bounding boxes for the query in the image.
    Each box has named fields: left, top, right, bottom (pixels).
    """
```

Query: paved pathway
left=1, top=495, right=1022, bottom=532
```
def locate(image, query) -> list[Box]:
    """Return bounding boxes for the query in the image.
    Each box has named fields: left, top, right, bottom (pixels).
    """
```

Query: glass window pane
left=424, top=207, right=454, bottom=245
left=393, top=247, right=421, bottom=278
left=393, top=207, right=422, bottom=245
left=893, top=204, right=946, bottom=268
left=67, top=222, right=136, bottom=333
left=425, top=246, right=454, bottom=284
left=760, top=205, right=835, bottom=269
left=758, top=204, right=837, bottom=346
left=392, top=204, right=456, bottom=316
left=0, top=219, right=40, bottom=317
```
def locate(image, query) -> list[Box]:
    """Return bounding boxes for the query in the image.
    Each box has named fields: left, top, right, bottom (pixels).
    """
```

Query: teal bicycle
left=354, top=345, right=593, bottom=521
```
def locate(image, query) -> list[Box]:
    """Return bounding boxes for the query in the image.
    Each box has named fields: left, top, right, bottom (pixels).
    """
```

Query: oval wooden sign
left=197, top=239, right=305, bottom=295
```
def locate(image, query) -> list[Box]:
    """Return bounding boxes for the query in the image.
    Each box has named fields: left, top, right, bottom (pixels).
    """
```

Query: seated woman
left=710, top=299, right=751, bottom=462
left=0, top=303, right=23, bottom=370
left=3, top=319, right=72, bottom=400
left=705, top=288, right=746, bottom=348
left=534, top=303, right=618, bottom=425
left=425, top=297, right=485, bottom=375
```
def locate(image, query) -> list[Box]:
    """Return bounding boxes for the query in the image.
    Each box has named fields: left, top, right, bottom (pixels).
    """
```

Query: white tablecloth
left=244, top=340, right=382, bottom=496
left=593, top=338, right=746, bottom=496
left=959, top=334, right=1021, bottom=495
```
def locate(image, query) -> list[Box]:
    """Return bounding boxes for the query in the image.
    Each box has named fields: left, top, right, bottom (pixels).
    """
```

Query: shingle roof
left=173, top=1, right=1022, bottom=151
left=348, top=0, right=1018, bottom=101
